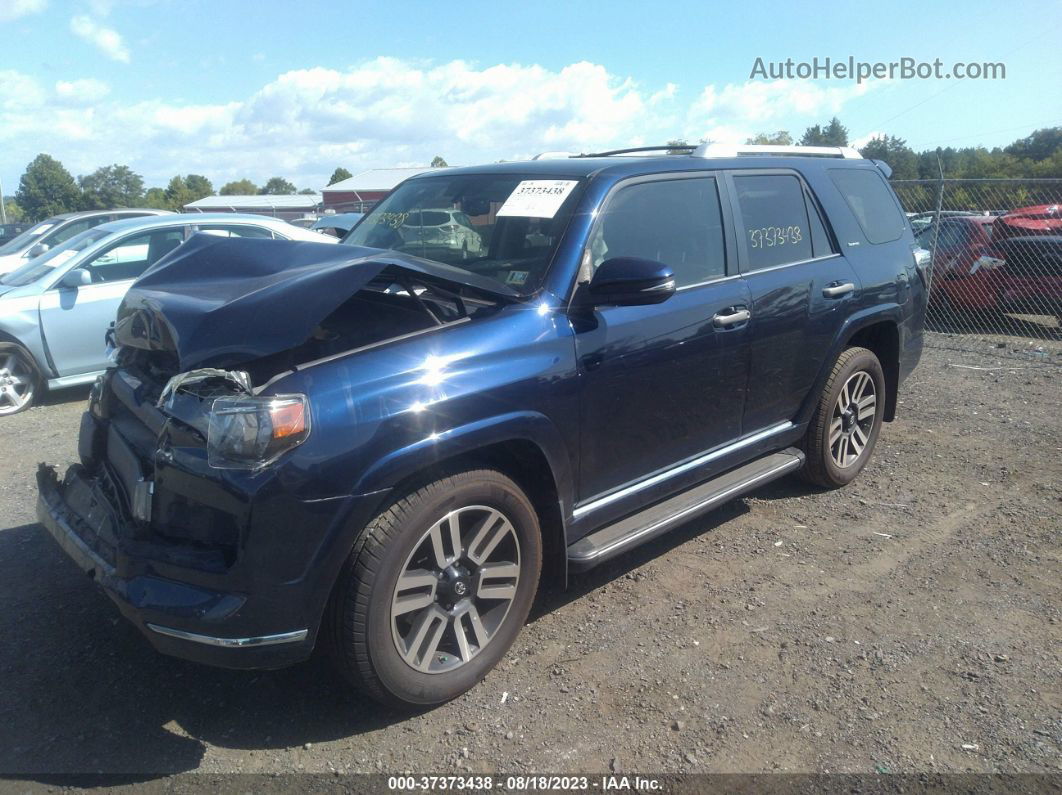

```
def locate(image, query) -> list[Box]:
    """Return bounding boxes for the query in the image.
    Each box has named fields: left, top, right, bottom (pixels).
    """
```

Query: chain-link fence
left=890, top=178, right=1061, bottom=363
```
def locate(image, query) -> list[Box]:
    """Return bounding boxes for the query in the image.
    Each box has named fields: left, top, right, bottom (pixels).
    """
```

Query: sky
left=1, top=0, right=1060, bottom=194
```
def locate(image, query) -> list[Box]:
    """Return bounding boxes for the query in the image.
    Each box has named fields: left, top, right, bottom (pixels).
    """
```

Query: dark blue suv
left=37, top=145, right=927, bottom=707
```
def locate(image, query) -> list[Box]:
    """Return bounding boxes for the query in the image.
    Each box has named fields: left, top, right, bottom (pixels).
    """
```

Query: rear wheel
left=328, top=468, right=542, bottom=708
left=0, top=343, right=42, bottom=416
left=801, top=346, right=885, bottom=488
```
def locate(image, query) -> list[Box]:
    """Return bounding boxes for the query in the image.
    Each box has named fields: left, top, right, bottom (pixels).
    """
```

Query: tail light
left=913, top=247, right=931, bottom=287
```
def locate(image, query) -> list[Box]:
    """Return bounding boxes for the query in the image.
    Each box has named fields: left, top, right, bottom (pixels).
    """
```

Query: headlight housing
left=206, top=394, right=310, bottom=470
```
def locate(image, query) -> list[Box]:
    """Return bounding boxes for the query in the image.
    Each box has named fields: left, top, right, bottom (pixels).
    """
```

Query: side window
left=82, top=228, right=186, bottom=283
left=589, top=178, right=726, bottom=288
left=733, top=175, right=815, bottom=269
left=828, top=168, right=905, bottom=244
left=47, top=218, right=95, bottom=246
left=197, top=224, right=274, bottom=239
left=935, top=222, right=968, bottom=249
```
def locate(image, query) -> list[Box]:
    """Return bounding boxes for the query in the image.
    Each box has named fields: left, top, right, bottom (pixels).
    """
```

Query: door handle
left=822, top=282, right=855, bottom=298
left=712, top=308, right=751, bottom=327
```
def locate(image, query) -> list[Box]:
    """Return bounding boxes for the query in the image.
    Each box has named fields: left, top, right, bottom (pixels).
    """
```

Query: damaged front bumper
left=36, top=462, right=314, bottom=668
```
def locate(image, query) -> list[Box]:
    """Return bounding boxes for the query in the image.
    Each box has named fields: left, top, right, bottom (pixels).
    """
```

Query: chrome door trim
left=573, top=421, right=793, bottom=519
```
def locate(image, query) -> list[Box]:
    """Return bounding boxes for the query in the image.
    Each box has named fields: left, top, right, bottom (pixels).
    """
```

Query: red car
left=921, top=206, right=1062, bottom=318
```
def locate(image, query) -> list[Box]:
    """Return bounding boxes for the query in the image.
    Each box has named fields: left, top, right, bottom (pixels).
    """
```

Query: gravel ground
left=0, top=345, right=1058, bottom=778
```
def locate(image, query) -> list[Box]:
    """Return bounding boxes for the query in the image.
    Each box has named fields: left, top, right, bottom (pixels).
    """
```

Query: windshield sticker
left=30, top=224, right=55, bottom=236
left=505, top=270, right=529, bottom=286
left=497, top=180, right=578, bottom=219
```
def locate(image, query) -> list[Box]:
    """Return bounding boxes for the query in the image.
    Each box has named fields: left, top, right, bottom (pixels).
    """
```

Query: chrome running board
left=567, top=448, right=804, bottom=571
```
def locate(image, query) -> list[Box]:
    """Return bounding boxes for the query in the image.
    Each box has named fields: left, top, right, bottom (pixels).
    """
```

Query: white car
left=399, top=208, right=485, bottom=257
left=0, top=209, right=173, bottom=275
left=0, top=213, right=333, bottom=415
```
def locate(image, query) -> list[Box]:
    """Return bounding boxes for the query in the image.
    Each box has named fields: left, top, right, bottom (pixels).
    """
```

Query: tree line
left=3, top=160, right=362, bottom=223
left=4, top=156, right=452, bottom=223
left=4, top=123, right=1057, bottom=223
left=743, top=119, right=1061, bottom=181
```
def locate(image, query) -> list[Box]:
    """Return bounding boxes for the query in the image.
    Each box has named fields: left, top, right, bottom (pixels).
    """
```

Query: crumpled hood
left=114, top=233, right=517, bottom=371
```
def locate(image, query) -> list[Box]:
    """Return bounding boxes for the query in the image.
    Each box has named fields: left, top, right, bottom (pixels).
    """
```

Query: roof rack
left=693, top=143, right=863, bottom=159
left=531, top=151, right=578, bottom=160
left=574, top=145, right=696, bottom=158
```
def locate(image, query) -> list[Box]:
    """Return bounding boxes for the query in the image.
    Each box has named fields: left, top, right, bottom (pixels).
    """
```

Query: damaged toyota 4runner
left=38, top=145, right=927, bottom=707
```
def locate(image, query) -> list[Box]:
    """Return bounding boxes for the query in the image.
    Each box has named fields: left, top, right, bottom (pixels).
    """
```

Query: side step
left=567, top=448, right=804, bottom=571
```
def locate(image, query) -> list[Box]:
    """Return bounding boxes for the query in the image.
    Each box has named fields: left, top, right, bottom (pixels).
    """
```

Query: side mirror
left=586, top=257, right=676, bottom=306
left=27, top=242, right=49, bottom=258
left=58, top=268, right=93, bottom=288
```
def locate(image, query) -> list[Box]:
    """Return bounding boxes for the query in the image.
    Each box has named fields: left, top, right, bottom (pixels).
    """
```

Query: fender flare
left=352, top=410, right=575, bottom=521
left=795, top=303, right=902, bottom=428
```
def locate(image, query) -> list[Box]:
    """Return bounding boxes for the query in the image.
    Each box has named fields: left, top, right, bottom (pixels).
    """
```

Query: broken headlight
left=206, top=395, right=310, bottom=470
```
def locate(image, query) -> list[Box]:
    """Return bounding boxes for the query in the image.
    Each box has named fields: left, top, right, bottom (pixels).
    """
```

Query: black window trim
left=723, top=168, right=842, bottom=276
left=574, top=170, right=738, bottom=296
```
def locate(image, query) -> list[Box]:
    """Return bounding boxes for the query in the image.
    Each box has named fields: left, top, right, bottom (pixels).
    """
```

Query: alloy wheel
left=390, top=505, right=521, bottom=674
left=0, top=353, right=35, bottom=415
left=829, top=370, right=876, bottom=468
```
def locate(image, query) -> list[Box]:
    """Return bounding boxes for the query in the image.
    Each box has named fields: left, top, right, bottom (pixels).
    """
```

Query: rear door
left=573, top=173, right=752, bottom=509
left=39, top=226, right=189, bottom=376
left=726, top=170, right=860, bottom=431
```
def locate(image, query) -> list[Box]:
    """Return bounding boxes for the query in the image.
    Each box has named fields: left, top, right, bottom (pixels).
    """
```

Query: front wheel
left=0, top=343, right=42, bottom=417
left=328, top=468, right=542, bottom=708
left=801, top=346, right=885, bottom=488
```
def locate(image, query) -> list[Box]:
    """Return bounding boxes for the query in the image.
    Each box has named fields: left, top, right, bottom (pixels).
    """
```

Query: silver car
left=0, top=213, right=334, bottom=415
left=0, top=208, right=174, bottom=275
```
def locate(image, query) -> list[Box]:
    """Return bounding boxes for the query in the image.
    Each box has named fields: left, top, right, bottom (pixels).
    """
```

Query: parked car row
left=0, top=212, right=332, bottom=415
left=915, top=203, right=1062, bottom=318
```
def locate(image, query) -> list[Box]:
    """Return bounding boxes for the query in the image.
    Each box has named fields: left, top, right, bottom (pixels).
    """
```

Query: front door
left=573, top=174, right=751, bottom=508
left=39, top=227, right=187, bottom=376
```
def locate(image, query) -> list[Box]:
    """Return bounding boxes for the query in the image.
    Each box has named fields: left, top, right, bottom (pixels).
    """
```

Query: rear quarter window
left=828, top=168, right=905, bottom=244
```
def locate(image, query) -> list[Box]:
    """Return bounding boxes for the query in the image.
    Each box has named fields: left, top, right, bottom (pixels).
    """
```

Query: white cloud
left=0, top=60, right=878, bottom=190
left=0, top=0, right=47, bottom=22
left=851, top=131, right=886, bottom=149
left=55, top=78, right=111, bottom=104
left=688, top=79, right=874, bottom=139
left=70, top=15, right=130, bottom=63
left=649, top=83, right=677, bottom=106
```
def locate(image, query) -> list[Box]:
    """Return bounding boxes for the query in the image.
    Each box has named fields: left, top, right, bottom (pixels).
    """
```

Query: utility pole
left=0, top=176, right=7, bottom=225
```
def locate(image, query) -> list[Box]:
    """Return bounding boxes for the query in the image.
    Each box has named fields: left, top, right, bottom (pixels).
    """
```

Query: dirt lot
left=0, top=345, right=1058, bottom=778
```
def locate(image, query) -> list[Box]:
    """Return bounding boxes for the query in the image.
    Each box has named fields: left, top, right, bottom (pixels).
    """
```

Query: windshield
left=342, top=174, right=583, bottom=295
left=0, top=219, right=60, bottom=256
left=0, top=228, right=111, bottom=287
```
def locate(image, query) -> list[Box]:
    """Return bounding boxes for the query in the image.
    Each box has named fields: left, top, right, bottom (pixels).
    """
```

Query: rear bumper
left=36, top=462, right=320, bottom=670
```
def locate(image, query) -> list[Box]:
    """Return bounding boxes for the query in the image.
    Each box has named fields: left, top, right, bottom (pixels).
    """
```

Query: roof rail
left=693, top=143, right=863, bottom=159
left=531, top=151, right=577, bottom=160
left=574, top=145, right=696, bottom=158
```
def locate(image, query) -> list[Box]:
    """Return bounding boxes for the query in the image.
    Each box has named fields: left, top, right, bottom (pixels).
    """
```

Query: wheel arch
left=350, top=413, right=574, bottom=586
left=798, top=306, right=902, bottom=427
left=845, top=320, right=900, bottom=422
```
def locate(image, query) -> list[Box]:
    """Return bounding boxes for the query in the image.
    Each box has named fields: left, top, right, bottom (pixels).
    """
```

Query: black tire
left=0, top=342, right=43, bottom=416
left=328, top=468, right=542, bottom=708
left=801, top=346, right=885, bottom=489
